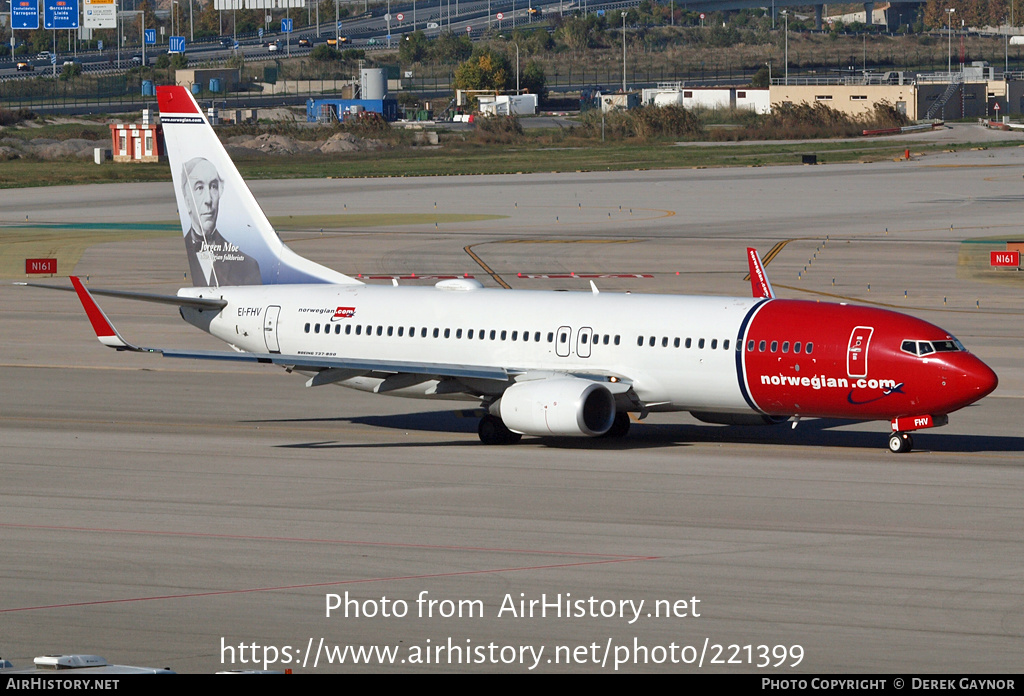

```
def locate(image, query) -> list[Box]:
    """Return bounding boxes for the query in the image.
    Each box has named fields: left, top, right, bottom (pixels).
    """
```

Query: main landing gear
left=888, top=431, right=914, bottom=454
left=478, top=414, right=522, bottom=445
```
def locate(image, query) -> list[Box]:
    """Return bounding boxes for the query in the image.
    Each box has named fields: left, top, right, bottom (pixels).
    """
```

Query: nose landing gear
left=888, top=431, right=914, bottom=454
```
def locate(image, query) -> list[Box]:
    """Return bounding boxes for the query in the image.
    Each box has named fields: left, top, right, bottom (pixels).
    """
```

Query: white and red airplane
left=33, top=86, right=998, bottom=452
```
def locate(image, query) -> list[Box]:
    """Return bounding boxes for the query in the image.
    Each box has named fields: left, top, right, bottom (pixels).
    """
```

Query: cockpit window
left=917, top=342, right=935, bottom=356
left=932, top=340, right=961, bottom=352
left=901, top=340, right=918, bottom=355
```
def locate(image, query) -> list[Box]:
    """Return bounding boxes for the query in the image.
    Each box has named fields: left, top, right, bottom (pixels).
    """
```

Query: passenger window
left=770, top=341, right=778, bottom=352
left=335, top=325, right=341, bottom=334
left=421, top=328, right=427, bottom=338
left=614, top=335, right=620, bottom=345
left=698, top=338, right=705, bottom=349
left=547, top=332, right=554, bottom=342
left=649, top=336, right=656, bottom=347
left=674, top=338, right=680, bottom=348
left=356, top=325, right=362, bottom=335
left=468, top=329, right=474, bottom=339
left=433, top=328, right=440, bottom=338
left=782, top=341, right=789, bottom=353
left=523, top=331, right=529, bottom=342
left=747, top=340, right=754, bottom=351
left=793, top=342, right=801, bottom=353
left=535, top=332, right=542, bottom=342
left=723, top=339, right=729, bottom=350
left=637, top=336, right=644, bottom=347
left=456, top=329, right=463, bottom=339
left=376, top=326, right=383, bottom=336
left=512, top=331, right=519, bottom=341
left=444, top=328, right=450, bottom=338
left=304, top=323, right=310, bottom=333
left=805, top=342, right=813, bottom=354
left=711, top=339, right=718, bottom=349
left=346, top=324, right=352, bottom=335
left=759, top=340, right=766, bottom=352
left=662, top=337, right=668, bottom=347
left=398, top=326, right=404, bottom=337
left=387, top=326, right=393, bottom=336
left=490, top=330, right=497, bottom=340
left=685, top=338, right=692, bottom=349
left=501, top=330, right=507, bottom=340
left=603, top=335, right=610, bottom=345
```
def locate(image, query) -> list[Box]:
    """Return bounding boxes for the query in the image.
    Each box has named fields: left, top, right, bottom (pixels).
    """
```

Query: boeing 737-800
left=30, top=86, right=998, bottom=453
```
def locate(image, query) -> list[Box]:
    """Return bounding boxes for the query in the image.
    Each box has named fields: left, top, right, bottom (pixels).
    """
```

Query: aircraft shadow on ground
left=264, top=411, right=1024, bottom=455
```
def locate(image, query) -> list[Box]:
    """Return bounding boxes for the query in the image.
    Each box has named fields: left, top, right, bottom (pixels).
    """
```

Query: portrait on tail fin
left=180, top=156, right=261, bottom=287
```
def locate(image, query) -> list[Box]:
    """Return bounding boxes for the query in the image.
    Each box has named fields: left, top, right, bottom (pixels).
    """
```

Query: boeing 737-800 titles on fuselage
left=32, top=86, right=998, bottom=453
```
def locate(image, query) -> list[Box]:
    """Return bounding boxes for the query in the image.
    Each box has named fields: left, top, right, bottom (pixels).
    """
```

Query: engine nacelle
left=690, top=411, right=787, bottom=426
left=499, top=378, right=616, bottom=437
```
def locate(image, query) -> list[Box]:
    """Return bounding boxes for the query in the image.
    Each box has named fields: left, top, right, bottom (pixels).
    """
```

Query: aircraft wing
left=57, top=276, right=511, bottom=381
left=18, top=281, right=227, bottom=311
left=46, top=277, right=643, bottom=401
left=159, top=347, right=512, bottom=382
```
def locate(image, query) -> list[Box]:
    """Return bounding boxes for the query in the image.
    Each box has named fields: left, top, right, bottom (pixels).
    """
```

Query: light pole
left=946, top=8, right=955, bottom=74
left=189, top=0, right=193, bottom=42
left=500, top=35, right=520, bottom=93
left=782, top=9, right=788, bottom=85
left=172, top=1, right=178, bottom=37
left=621, top=11, right=627, bottom=93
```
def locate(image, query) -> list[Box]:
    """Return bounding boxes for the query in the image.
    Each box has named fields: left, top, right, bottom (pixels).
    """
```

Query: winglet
left=746, top=247, right=775, bottom=300
left=70, top=276, right=139, bottom=350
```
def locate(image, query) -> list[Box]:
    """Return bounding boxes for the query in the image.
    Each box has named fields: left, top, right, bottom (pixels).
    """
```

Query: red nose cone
left=968, top=357, right=999, bottom=401
left=945, top=354, right=999, bottom=413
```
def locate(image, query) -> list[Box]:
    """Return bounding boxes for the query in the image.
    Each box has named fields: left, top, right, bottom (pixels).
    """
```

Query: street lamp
left=189, top=0, right=193, bottom=42
left=500, top=34, right=520, bottom=93
left=621, top=11, right=627, bottom=93
left=946, top=8, right=955, bottom=74
left=781, top=9, right=788, bottom=85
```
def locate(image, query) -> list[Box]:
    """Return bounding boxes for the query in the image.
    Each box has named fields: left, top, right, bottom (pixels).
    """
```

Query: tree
left=453, top=47, right=513, bottom=91
left=311, top=45, right=340, bottom=61
left=433, top=31, right=473, bottom=63
left=399, top=30, right=429, bottom=64
left=520, top=60, right=546, bottom=99
left=751, top=65, right=769, bottom=89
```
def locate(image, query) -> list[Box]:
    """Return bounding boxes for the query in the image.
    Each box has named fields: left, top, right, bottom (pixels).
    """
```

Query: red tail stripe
left=156, top=85, right=199, bottom=114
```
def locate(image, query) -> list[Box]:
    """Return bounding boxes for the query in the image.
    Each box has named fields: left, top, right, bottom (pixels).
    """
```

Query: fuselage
left=180, top=282, right=998, bottom=423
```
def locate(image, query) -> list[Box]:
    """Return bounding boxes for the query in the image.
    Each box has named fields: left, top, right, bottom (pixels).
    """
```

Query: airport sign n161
left=990, top=251, right=1020, bottom=267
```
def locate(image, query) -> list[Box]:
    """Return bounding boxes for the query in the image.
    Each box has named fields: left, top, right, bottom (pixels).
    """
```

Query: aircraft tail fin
left=156, top=85, right=362, bottom=288
left=746, top=247, right=775, bottom=300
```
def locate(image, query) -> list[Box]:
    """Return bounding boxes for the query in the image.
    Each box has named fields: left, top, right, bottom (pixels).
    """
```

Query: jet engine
left=498, top=377, right=616, bottom=437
